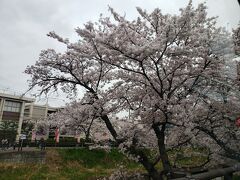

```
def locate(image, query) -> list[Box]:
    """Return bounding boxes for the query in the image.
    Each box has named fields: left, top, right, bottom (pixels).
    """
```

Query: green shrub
left=58, top=148, right=140, bottom=169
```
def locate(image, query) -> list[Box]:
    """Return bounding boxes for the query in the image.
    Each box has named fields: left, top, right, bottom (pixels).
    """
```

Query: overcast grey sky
left=0, top=0, right=239, bottom=106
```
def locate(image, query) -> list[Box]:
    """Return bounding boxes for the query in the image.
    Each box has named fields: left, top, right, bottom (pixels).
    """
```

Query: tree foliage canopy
left=26, top=1, right=240, bottom=179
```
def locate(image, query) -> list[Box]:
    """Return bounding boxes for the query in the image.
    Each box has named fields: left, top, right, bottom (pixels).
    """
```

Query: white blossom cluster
left=26, top=0, right=240, bottom=178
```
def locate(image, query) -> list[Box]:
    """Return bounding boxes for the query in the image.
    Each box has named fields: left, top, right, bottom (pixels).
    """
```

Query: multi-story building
left=0, top=93, right=34, bottom=141
left=25, top=104, right=59, bottom=140
left=0, top=93, right=59, bottom=141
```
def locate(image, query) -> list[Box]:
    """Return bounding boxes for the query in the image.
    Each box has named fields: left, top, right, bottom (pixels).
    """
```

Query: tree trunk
left=101, top=113, right=164, bottom=179
left=159, top=134, right=171, bottom=174
left=128, top=144, right=163, bottom=180
left=152, top=124, right=172, bottom=178
left=149, top=170, right=162, bottom=180
left=101, top=114, right=118, bottom=140
left=85, top=116, right=95, bottom=142
left=85, top=132, right=90, bottom=142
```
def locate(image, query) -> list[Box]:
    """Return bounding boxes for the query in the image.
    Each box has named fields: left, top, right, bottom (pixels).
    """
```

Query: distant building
left=233, top=56, right=240, bottom=81
left=24, top=103, right=60, bottom=140
left=0, top=93, right=60, bottom=141
left=0, top=93, right=34, bottom=140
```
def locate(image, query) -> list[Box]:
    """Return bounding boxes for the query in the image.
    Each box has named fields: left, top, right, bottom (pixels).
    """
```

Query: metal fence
left=173, top=164, right=240, bottom=180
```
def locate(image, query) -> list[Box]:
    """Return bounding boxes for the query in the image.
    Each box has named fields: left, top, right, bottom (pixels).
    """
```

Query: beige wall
left=0, top=98, right=4, bottom=122
left=0, top=93, right=60, bottom=141
left=16, top=101, right=25, bottom=140
left=32, top=105, right=48, bottom=121
left=0, top=93, right=34, bottom=140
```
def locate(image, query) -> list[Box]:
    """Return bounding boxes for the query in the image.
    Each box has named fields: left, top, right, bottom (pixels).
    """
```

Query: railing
left=173, top=164, right=240, bottom=180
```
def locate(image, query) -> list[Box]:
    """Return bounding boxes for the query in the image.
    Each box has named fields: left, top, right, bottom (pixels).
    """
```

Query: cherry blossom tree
left=47, top=99, right=112, bottom=142
left=233, top=25, right=240, bottom=56
left=25, top=1, right=240, bottom=179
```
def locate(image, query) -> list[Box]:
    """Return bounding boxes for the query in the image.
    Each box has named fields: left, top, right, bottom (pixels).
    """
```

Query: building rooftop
left=0, top=93, right=35, bottom=103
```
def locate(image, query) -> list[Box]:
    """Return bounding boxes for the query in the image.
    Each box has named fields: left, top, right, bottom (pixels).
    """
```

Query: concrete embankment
left=0, top=149, right=46, bottom=163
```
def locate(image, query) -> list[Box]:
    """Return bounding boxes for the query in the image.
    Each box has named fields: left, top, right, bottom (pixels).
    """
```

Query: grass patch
left=0, top=147, right=238, bottom=179
left=0, top=148, right=143, bottom=180
left=58, top=148, right=141, bottom=169
left=0, top=163, right=49, bottom=180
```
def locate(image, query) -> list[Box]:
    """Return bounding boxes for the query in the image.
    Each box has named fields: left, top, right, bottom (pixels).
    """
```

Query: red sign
left=236, top=118, right=240, bottom=127
left=31, top=130, right=36, bottom=141
left=55, top=128, right=60, bottom=143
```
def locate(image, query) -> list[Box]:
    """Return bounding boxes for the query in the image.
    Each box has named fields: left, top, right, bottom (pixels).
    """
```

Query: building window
left=3, top=100, right=21, bottom=112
